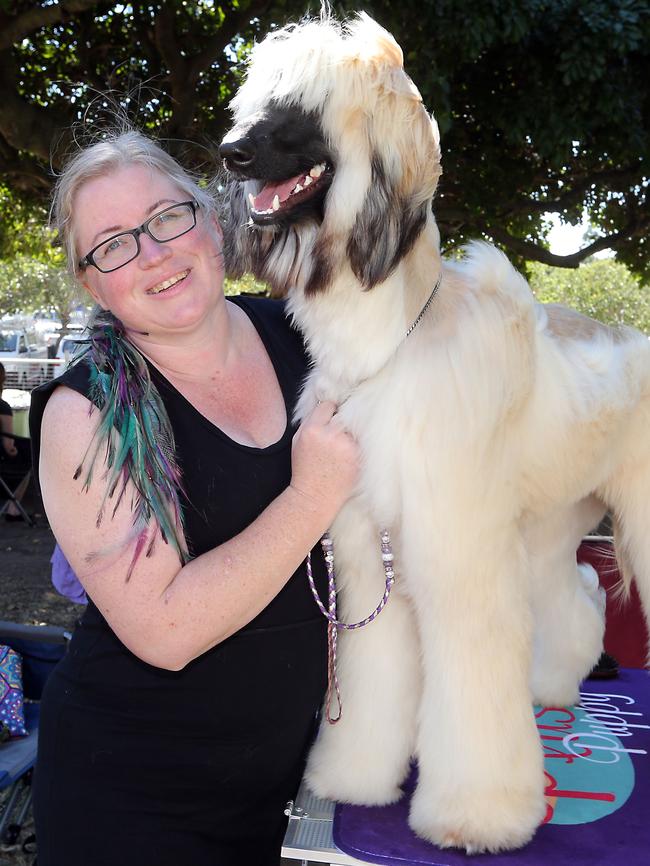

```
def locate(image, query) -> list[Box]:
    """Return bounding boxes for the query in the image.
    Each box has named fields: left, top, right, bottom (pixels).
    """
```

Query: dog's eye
left=270, top=111, right=324, bottom=151
left=271, top=124, right=307, bottom=149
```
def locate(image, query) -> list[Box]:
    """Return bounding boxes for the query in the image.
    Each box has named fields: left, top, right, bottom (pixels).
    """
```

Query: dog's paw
left=408, top=783, right=546, bottom=854
left=530, top=661, right=581, bottom=707
left=306, top=735, right=404, bottom=805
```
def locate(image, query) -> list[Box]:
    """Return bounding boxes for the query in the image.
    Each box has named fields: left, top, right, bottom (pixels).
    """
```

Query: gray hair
left=51, top=129, right=216, bottom=275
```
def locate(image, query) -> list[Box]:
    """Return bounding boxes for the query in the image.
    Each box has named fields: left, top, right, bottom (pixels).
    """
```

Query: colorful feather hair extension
left=72, top=310, right=189, bottom=579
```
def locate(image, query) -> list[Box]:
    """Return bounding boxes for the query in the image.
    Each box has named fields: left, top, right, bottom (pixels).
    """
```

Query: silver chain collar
left=404, top=271, right=442, bottom=339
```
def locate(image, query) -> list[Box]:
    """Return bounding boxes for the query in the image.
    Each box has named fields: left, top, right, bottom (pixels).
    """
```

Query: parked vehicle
left=0, top=330, right=49, bottom=389
left=53, top=334, right=87, bottom=377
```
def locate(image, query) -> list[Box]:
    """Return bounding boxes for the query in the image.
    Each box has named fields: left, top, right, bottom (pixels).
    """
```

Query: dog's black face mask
left=220, top=103, right=334, bottom=227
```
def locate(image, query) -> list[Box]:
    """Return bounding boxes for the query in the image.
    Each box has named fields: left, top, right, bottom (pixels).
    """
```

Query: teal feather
left=71, top=310, right=190, bottom=578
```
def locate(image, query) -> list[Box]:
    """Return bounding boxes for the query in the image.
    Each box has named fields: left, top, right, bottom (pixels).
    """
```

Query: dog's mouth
left=248, top=162, right=333, bottom=225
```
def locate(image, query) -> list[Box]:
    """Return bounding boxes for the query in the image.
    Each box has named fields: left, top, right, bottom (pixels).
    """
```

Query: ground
left=1, top=515, right=80, bottom=631
left=0, top=485, right=79, bottom=866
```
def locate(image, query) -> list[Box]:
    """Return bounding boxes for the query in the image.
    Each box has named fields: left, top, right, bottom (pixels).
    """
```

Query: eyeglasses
left=78, top=200, right=198, bottom=273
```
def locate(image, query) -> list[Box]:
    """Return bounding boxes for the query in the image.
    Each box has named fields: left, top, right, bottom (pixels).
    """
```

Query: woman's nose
left=137, top=233, right=173, bottom=268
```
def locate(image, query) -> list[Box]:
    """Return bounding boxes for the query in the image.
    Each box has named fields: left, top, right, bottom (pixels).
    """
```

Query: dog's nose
left=219, top=138, right=256, bottom=169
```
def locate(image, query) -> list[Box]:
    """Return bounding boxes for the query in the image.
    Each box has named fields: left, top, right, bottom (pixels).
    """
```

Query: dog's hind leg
left=405, top=514, right=546, bottom=853
left=305, top=498, right=420, bottom=805
left=526, top=497, right=607, bottom=707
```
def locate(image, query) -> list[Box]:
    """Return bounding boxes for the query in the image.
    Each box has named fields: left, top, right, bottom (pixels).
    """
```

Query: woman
left=0, top=361, right=31, bottom=521
left=30, top=130, right=359, bottom=866
left=0, top=361, right=18, bottom=460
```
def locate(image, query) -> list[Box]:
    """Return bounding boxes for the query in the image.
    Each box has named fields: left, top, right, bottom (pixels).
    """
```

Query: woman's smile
left=145, top=268, right=192, bottom=295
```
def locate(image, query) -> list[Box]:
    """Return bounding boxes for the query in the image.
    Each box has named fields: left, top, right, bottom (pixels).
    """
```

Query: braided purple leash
left=306, top=530, right=395, bottom=723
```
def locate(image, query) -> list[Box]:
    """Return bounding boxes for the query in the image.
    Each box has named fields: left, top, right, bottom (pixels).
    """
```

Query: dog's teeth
left=293, top=183, right=303, bottom=193
left=248, top=193, right=255, bottom=207
left=304, top=176, right=313, bottom=187
left=272, top=195, right=280, bottom=211
left=309, top=164, right=324, bottom=178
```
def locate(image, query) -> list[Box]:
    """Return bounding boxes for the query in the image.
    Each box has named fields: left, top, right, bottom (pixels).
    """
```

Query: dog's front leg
left=305, top=497, right=421, bottom=805
left=407, top=525, right=546, bottom=853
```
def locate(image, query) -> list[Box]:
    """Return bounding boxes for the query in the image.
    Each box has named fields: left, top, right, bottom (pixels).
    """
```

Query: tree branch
left=473, top=215, right=649, bottom=269
left=186, top=0, right=275, bottom=82
left=153, top=6, right=184, bottom=83
left=0, top=132, right=51, bottom=194
left=155, top=0, right=275, bottom=136
left=0, top=51, right=74, bottom=165
left=515, top=166, right=646, bottom=217
left=0, top=0, right=105, bottom=52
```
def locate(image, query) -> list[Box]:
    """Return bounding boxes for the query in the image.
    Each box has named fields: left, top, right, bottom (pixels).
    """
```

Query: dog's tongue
left=253, top=173, right=305, bottom=211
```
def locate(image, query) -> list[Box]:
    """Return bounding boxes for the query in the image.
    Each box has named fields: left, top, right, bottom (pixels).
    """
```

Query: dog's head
left=219, top=13, right=442, bottom=296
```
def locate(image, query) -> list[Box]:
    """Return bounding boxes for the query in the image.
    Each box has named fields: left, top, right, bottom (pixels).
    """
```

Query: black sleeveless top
left=29, top=296, right=329, bottom=866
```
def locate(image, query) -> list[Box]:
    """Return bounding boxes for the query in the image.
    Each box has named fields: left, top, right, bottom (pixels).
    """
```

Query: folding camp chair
left=0, top=621, right=70, bottom=849
left=0, top=432, right=34, bottom=526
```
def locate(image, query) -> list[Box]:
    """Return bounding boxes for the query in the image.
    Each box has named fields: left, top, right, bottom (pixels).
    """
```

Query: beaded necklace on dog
left=306, top=272, right=442, bottom=723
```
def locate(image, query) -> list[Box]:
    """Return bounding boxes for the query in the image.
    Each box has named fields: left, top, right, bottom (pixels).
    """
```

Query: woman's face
left=73, top=164, right=224, bottom=337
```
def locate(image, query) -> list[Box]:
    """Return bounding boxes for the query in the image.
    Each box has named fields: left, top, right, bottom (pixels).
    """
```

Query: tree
left=0, top=1, right=648, bottom=276
left=0, top=0, right=286, bottom=196
left=362, top=0, right=650, bottom=276
left=0, top=183, right=54, bottom=261
left=528, top=257, right=650, bottom=333
left=0, top=256, right=82, bottom=333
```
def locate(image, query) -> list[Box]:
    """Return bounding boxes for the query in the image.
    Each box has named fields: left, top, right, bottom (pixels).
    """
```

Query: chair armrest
left=0, top=620, right=72, bottom=644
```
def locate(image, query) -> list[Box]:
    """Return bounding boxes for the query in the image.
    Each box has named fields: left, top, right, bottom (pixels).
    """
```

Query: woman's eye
left=154, top=211, right=180, bottom=227
left=100, top=237, right=127, bottom=258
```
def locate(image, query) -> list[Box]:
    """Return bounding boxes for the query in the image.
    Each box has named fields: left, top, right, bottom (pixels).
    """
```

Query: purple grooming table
left=329, top=669, right=650, bottom=866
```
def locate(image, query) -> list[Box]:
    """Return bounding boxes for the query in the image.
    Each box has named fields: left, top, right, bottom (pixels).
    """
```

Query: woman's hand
left=289, top=400, right=360, bottom=523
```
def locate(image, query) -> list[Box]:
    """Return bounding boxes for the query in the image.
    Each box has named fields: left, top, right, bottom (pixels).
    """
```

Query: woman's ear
left=82, top=278, right=107, bottom=310
left=209, top=213, right=224, bottom=245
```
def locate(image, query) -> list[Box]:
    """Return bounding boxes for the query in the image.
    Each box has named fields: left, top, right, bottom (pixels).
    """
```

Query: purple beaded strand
left=306, top=529, right=396, bottom=722
left=307, top=531, right=395, bottom=629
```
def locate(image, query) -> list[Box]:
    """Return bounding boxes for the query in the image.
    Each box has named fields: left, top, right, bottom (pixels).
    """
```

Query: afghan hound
left=219, top=12, right=650, bottom=854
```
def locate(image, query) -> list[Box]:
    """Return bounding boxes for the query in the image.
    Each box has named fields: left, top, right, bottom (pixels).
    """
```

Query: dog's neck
left=288, top=223, right=442, bottom=398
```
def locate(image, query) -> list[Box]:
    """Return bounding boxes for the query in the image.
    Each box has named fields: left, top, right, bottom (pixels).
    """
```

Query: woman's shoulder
left=30, top=356, right=93, bottom=414
left=0, top=397, right=12, bottom=417
left=231, top=293, right=290, bottom=324
left=29, top=357, right=95, bottom=475
left=230, top=294, right=306, bottom=359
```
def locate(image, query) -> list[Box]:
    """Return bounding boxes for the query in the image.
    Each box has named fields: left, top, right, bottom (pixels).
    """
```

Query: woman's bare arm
left=40, top=387, right=358, bottom=670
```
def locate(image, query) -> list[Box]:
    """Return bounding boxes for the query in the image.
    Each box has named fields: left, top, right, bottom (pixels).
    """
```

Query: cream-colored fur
left=225, top=12, right=650, bottom=853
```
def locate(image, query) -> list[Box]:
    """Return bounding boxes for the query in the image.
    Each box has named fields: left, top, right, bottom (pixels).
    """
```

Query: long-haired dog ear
left=219, top=184, right=279, bottom=293
left=346, top=154, right=430, bottom=290
left=219, top=179, right=254, bottom=279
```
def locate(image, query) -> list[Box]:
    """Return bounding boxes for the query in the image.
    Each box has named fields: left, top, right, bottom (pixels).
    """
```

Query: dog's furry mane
left=221, top=12, right=441, bottom=297
left=219, top=11, right=650, bottom=855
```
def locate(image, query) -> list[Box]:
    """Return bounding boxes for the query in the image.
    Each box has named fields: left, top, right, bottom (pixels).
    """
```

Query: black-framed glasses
left=78, top=200, right=198, bottom=273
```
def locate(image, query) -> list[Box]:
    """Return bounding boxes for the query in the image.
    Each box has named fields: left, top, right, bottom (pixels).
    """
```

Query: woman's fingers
left=290, top=401, right=360, bottom=522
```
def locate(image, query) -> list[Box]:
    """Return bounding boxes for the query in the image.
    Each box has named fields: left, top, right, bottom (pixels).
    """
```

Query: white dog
left=219, top=13, right=650, bottom=853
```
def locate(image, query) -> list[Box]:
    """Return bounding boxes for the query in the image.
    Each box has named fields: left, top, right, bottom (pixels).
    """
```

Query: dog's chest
left=336, top=377, right=434, bottom=529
